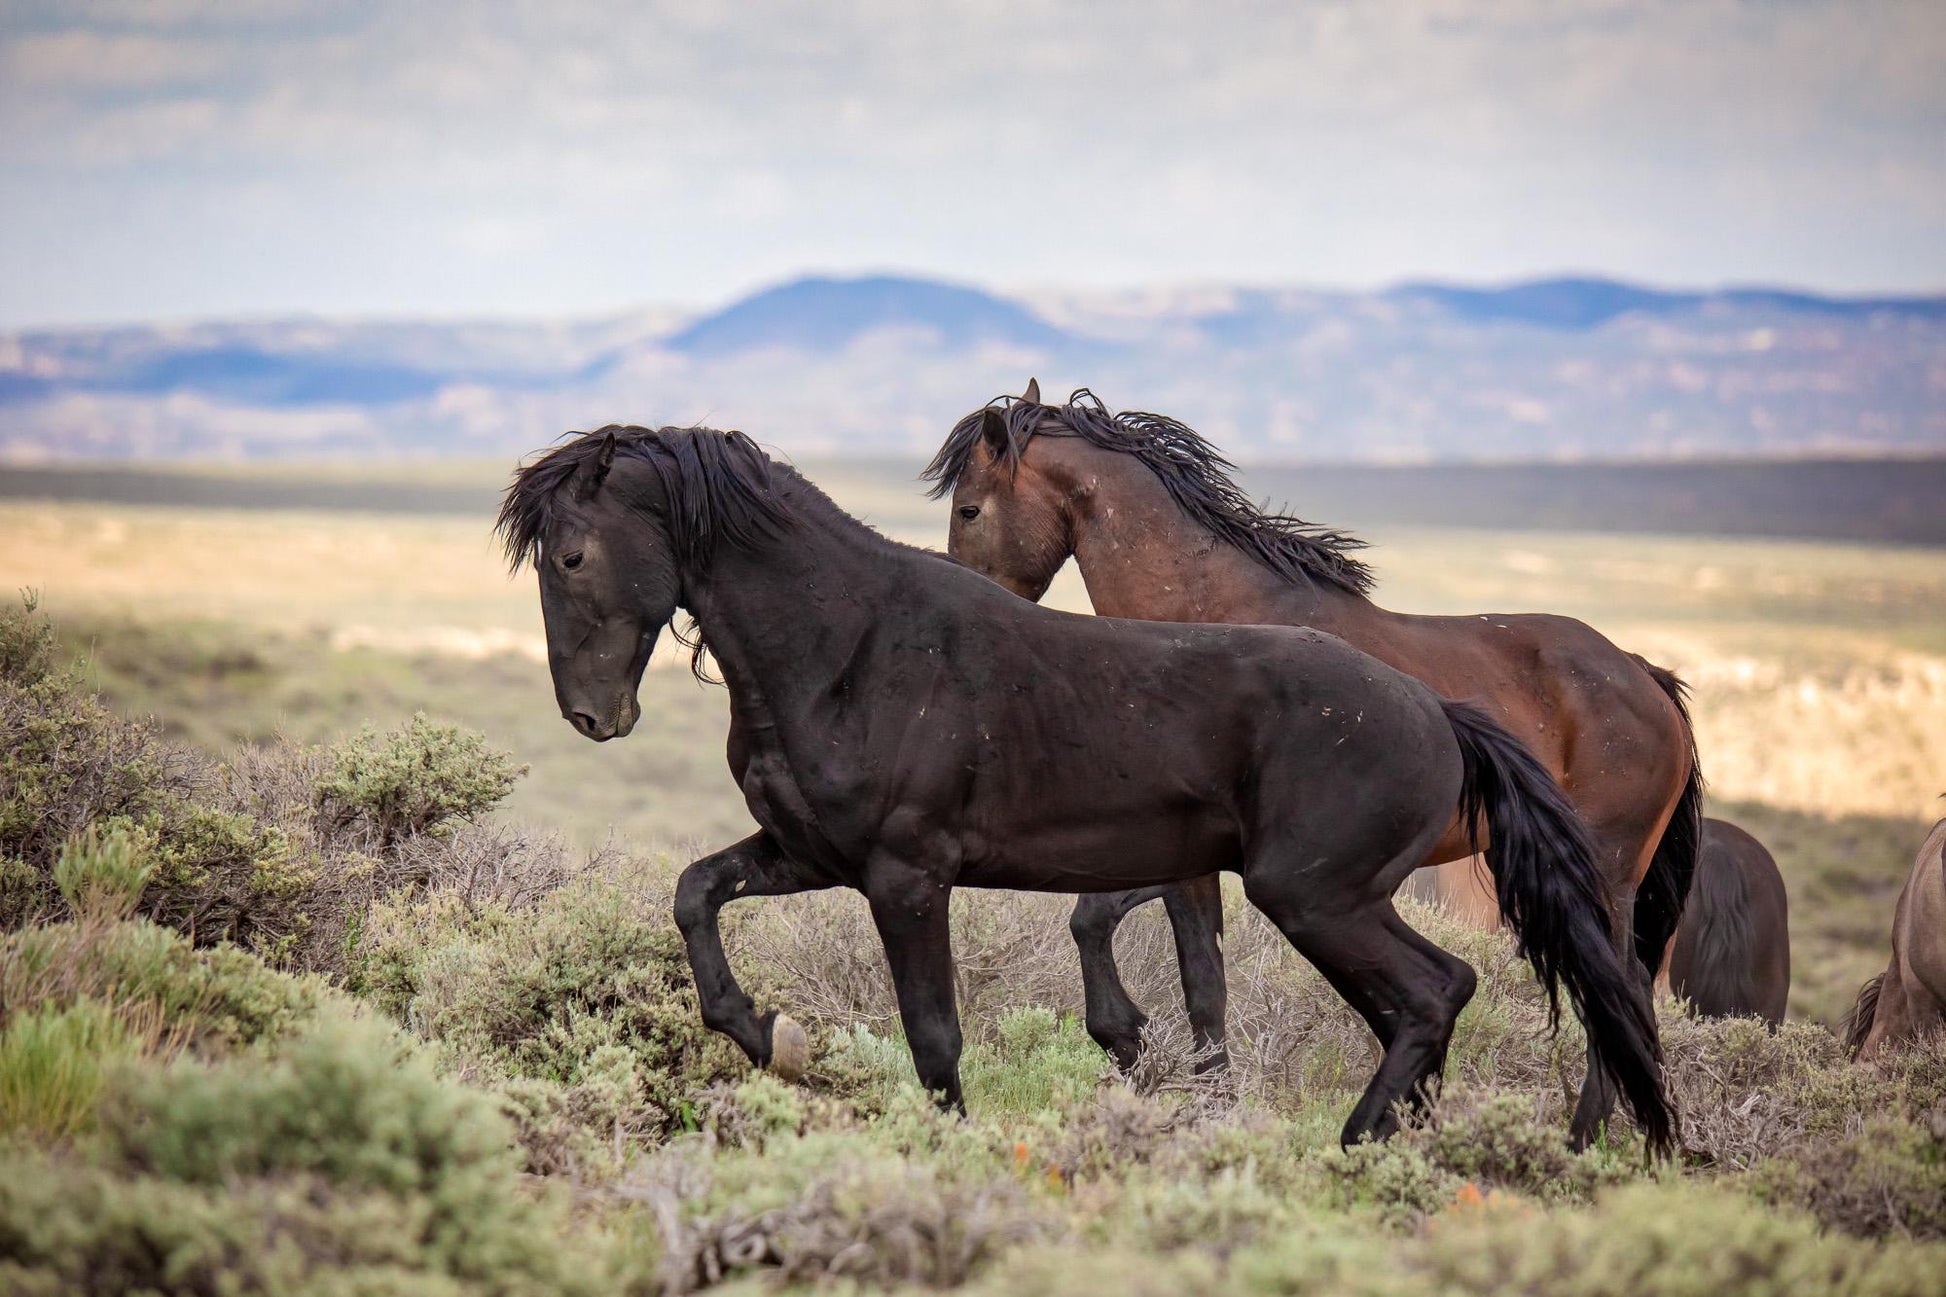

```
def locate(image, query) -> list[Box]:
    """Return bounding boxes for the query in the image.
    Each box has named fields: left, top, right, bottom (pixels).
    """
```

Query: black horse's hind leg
left=1162, top=875, right=1230, bottom=1072
left=1071, top=887, right=1168, bottom=1070
left=865, top=864, right=964, bottom=1111
left=674, top=832, right=832, bottom=1074
left=1245, top=875, right=1476, bottom=1146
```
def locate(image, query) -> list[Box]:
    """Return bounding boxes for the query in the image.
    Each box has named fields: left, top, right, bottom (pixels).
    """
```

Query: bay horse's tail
left=1843, top=972, right=1884, bottom=1058
left=1631, top=658, right=1704, bottom=977
left=1441, top=699, right=1676, bottom=1155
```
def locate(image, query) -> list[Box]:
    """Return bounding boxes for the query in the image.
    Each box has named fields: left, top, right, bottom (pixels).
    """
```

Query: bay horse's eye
left=562, top=552, right=584, bottom=571
left=957, top=505, right=980, bottom=521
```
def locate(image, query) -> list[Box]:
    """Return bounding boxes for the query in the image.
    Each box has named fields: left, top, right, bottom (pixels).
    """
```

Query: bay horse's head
left=498, top=425, right=783, bottom=740
left=922, top=378, right=1085, bottom=601
left=925, top=382, right=1374, bottom=602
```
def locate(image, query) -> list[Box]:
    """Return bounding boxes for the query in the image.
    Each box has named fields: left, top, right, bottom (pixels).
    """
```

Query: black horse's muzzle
left=564, top=691, right=640, bottom=741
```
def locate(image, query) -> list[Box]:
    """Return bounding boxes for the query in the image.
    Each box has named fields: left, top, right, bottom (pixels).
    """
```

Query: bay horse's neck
left=1065, top=449, right=1379, bottom=639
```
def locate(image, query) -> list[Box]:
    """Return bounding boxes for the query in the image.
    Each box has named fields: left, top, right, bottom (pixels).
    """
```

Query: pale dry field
left=4, top=471, right=1942, bottom=825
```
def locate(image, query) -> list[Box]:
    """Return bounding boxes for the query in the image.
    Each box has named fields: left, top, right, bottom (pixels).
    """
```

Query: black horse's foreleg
left=1162, top=874, right=1230, bottom=1073
left=673, top=832, right=831, bottom=1077
left=1070, top=887, right=1169, bottom=1069
left=865, top=865, right=964, bottom=1111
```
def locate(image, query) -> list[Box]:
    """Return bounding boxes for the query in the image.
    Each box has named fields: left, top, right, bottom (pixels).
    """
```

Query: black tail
left=1631, top=658, right=1704, bottom=976
left=1843, top=972, right=1884, bottom=1058
left=1443, top=699, right=1676, bottom=1155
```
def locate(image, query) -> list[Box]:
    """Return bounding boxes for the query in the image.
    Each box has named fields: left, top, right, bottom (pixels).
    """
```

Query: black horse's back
left=1442, top=699, right=1675, bottom=1154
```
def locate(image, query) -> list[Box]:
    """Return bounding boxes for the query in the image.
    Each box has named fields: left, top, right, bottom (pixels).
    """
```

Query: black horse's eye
left=957, top=505, right=980, bottom=521
left=561, top=552, right=584, bottom=571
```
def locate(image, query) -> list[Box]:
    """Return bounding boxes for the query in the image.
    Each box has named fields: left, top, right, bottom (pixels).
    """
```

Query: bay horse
left=927, top=385, right=1701, bottom=1146
left=1846, top=819, right=1946, bottom=1060
left=1665, top=819, right=1790, bottom=1026
left=498, top=425, right=1673, bottom=1152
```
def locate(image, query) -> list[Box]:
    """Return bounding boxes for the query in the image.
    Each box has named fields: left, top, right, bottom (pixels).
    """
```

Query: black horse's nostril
left=569, top=710, right=601, bottom=737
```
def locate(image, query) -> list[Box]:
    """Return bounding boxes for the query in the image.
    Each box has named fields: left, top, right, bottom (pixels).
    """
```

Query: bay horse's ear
left=1021, top=377, right=1041, bottom=405
left=580, top=430, right=617, bottom=498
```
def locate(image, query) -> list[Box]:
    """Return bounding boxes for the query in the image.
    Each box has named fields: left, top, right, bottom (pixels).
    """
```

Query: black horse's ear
left=1021, top=377, right=1041, bottom=405
left=980, top=407, right=1010, bottom=454
left=583, top=430, right=617, bottom=496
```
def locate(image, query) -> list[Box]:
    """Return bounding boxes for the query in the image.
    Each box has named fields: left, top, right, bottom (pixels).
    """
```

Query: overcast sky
left=1, top=0, right=1941, bottom=327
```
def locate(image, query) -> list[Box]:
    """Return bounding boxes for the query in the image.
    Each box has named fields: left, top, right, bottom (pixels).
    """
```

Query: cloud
left=0, top=0, right=1941, bottom=324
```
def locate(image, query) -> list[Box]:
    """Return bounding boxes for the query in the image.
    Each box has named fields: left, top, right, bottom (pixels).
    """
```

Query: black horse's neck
left=680, top=464, right=962, bottom=717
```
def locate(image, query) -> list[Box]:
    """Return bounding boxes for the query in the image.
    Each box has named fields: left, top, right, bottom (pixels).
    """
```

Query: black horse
left=498, top=425, right=1674, bottom=1151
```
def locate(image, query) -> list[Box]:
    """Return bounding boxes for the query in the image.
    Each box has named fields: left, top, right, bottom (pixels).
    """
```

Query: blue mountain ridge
left=4, top=274, right=1941, bottom=415
left=663, top=274, right=1073, bottom=355
left=1389, top=277, right=1946, bottom=330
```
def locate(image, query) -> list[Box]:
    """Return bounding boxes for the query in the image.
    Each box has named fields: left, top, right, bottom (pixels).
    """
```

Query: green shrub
left=0, top=1001, right=137, bottom=1143
left=0, top=605, right=312, bottom=957
left=351, top=858, right=755, bottom=1157
left=1755, top=1114, right=1946, bottom=1240
left=1414, top=1090, right=1639, bottom=1203
left=52, top=824, right=153, bottom=923
left=0, top=662, right=182, bottom=908
left=0, top=592, right=59, bottom=689
left=1, top=915, right=321, bottom=1052
left=0, top=1015, right=609, bottom=1295
left=118, top=804, right=314, bottom=960
left=1398, top=1182, right=1945, bottom=1297
left=316, top=713, right=524, bottom=851
left=1322, top=1089, right=1639, bottom=1225
left=1326, top=1135, right=1459, bottom=1226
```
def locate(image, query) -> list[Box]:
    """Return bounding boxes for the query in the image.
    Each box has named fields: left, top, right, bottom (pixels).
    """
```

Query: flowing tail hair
left=1443, top=699, right=1677, bottom=1155
left=1843, top=973, right=1885, bottom=1059
left=1631, top=657, right=1705, bottom=976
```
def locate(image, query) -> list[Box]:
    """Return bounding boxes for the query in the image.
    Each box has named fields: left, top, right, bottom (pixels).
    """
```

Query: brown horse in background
left=1666, top=819, right=1790, bottom=1026
left=928, top=385, right=1703, bottom=1147
left=1846, top=819, right=1946, bottom=1059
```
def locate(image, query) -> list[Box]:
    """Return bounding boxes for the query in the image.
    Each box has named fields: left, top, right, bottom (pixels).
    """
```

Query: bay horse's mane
left=496, top=424, right=792, bottom=573
left=924, top=388, right=1375, bottom=597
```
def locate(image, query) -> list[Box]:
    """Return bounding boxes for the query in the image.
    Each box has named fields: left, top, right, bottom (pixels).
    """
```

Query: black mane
left=924, top=389, right=1374, bottom=597
left=496, top=424, right=790, bottom=572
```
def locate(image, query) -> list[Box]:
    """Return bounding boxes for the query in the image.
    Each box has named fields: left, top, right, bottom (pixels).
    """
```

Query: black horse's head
left=497, top=424, right=784, bottom=741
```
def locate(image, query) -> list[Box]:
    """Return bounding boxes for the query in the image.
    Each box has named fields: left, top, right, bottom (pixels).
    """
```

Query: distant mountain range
left=2, top=274, right=1941, bottom=462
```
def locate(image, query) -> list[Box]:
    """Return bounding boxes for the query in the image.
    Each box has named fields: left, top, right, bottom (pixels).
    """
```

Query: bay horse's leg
left=673, top=832, right=832, bottom=1077
left=865, top=865, right=965, bottom=1111
left=1244, top=876, right=1476, bottom=1146
left=1070, top=886, right=1172, bottom=1070
left=1162, top=875, right=1230, bottom=1072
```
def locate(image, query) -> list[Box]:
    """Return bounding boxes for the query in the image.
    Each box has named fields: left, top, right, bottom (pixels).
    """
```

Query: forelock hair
left=496, top=424, right=788, bottom=572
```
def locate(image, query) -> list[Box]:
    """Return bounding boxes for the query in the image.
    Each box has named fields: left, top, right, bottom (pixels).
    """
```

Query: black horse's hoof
left=767, top=1013, right=811, bottom=1081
